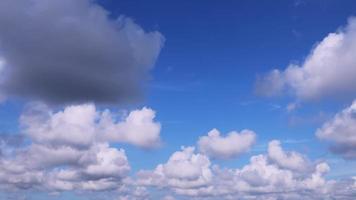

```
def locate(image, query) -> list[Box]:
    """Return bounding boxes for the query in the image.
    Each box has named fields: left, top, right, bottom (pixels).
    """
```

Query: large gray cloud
left=0, top=0, right=164, bottom=105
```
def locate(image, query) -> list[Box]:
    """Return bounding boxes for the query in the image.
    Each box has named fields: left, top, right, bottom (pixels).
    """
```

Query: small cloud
left=197, top=128, right=256, bottom=159
left=286, top=102, right=299, bottom=112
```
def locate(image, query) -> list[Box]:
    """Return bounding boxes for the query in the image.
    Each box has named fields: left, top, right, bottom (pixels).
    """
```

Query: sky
left=0, top=0, right=356, bottom=199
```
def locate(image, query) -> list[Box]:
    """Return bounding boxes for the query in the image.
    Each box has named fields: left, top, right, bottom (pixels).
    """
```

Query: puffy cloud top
left=21, top=103, right=161, bottom=148
left=255, top=17, right=356, bottom=101
left=197, top=129, right=256, bottom=159
left=0, top=103, right=162, bottom=193
left=268, top=140, right=310, bottom=172
left=137, top=146, right=213, bottom=193
left=135, top=140, right=343, bottom=199
left=0, top=0, right=164, bottom=105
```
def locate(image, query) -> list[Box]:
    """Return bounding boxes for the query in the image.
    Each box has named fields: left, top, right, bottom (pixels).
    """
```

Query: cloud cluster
left=1, top=109, right=356, bottom=199
left=0, top=0, right=164, bottom=105
left=136, top=146, right=213, bottom=196
left=135, top=140, right=355, bottom=199
left=21, top=103, right=161, bottom=148
left=316, top=100, right=356, bottom=159
left=255, top=17, right=356, bottom=101
left=0, top=103, right=161, bottom=193
left=0, top=140, right=130, bottom=192
left=197, top=129, right=256, bottom=159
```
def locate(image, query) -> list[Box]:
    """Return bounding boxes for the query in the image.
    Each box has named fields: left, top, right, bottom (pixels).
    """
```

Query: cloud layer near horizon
left=136, top=140, right=355, bottom=199
left=0, top=0, right=164, bottom=105
left=0, top=103, right=355, bottom=199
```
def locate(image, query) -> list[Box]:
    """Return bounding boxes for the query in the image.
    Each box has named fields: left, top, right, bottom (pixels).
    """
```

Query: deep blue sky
left=95, top=0, right=356, bottom=171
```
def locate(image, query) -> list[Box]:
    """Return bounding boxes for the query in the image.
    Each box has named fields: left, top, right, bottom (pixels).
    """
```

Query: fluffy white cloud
left=136, top=146, right=213, bottom=194
left=255, top=17, right=356, bottom=101
left=197, top=129, right=256, bottom=159
left=1, top=104, right=355, bottom=199
left=45, top=143, right=130, bottom=191
left=267, top=140, right=310, bottom=172
left=21, top=103, right=161, bottom=148
left=100, top=107, right=161, bottom=148
left=0, top=103, right=161, bottom=195
left=21, top=103, right=97, bottom=148
left=316, top=100, right=356, bottom=159
left=135, top=140, right=346, bottom=199
left=0, top=142, right=130, bottom=191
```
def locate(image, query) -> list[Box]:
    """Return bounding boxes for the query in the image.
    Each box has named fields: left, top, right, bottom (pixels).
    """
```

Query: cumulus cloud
left=99, top=107, right=161, bottom=148
left=255, top=17, right=356, bottom=101
left=1, top=116, right=355, bottom=199
left=0, top=141, right=130, bottom=191
left=0, top=103, right=161, bottom=195
left=316, top=100, right=356, bottom=159
left=197, top=129, right=256, bottom=159
left=0, top=0, right=164, bottom=105
left=267, top=140, right=310, bottom=172
left=135, top=140, right=352, bottom=199
left=136, top=146, right=213, bottom=194
left=21, top=103, right=161, bottom=148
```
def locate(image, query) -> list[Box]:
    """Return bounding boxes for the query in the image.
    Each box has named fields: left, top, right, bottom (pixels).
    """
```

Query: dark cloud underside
left=0, top=0, right=164, bottom=105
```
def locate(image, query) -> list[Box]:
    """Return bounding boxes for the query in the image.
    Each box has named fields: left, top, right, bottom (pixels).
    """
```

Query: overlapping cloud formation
left=0, top=104, right=160, bottom=196
left=316, top=100, right=356, bottom=159
left=0, top=0, right=164, bottom=105
left=255, top=17, right=356, bottom=101
left=21, top=103, right=161, bottom=149
left=0, top=104, right=355, bottom=199
left=136, top=140, right=356, bottom=199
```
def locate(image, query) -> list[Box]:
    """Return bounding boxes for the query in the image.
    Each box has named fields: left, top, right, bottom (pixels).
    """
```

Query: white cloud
left=0, top=103, right=161, bottom=195
left=80, top=143, right=130, bottom=180
left=0, top=142, right=130, bottom=191
left=197, top=129, right=256, bottom=159
left=100, top=107, right=161, bottom=148
left=21, top=103, right=97, bottom=148
left=267, top=140, right=310, bottom=172
left=46, top=143, right=130, bottom=191
left=135, top=140, right=349, bottom=199
left=255, top=17, right=356, bottom=101
left=316, top=100, right=356, bottom=159
left=21, top=103, right=161, bottom=149
left=136, top=146, right=213, bottom=196
left=1, top=104, right=355, bottom=199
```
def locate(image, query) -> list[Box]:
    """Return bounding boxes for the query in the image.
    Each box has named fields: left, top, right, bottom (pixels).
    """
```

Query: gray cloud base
left=0, top=0, right=164, bottom=105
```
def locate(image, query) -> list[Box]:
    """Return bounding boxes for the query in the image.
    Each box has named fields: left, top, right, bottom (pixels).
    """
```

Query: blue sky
left=0, top=0, right=356, bottom=199
left=103, top=0, right=356, bottom=169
